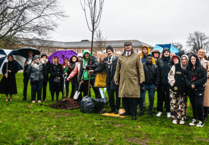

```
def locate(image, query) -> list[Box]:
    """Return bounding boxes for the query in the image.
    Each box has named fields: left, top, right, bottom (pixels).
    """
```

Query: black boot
left=120, top=112, right=130, bottom=116
left=138, top=112, right=144, bottom=116
left=115, top=108, right=119, bottom=114
left=108, top=108, right=115, bottom=113
left=132, top=115, right=136, bottom=120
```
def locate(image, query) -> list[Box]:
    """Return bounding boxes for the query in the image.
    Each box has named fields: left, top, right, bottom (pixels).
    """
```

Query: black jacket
left=94, top=55, right=118, bottom=90
left=0, top=61, right=18, bottom=94
left=42, top=61, right=50, bottom=82
left=143, top=63, right=160, bottom=87
left=23, top=57, right=33, bottom=76
left=157, top=56, right=172, bottom=85
left=79, top=56, right=98, bottom=82
left=49, top=63, right=63, bottom=92
left=186, top=54, right=207, bottom=91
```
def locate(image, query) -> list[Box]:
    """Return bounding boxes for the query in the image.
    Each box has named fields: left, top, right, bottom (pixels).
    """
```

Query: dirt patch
left=115, top=124, right=122, bottom=127
left=196, top=138, right=209, bottom=142
left=47, top=98, right=80, bottom=110
left=125, top=137, right=148, bottom=144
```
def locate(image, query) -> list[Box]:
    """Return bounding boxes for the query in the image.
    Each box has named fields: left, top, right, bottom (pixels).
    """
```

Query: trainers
left=179, top=120, right=185, bottom=125
left=189, top=119, right=197, bottom=126
left=167, top=112, right=171, bottom=118
left=172, top=119, right=178, bottom=125
left=156, top=111, right=162, bottom=117
left=196, top=121, right=204, bottom=127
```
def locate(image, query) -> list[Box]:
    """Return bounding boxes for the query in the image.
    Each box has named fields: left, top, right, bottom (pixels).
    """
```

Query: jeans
left=140, top=84, right=155, bottom=113
left=31, top=81, right=43, bottom=101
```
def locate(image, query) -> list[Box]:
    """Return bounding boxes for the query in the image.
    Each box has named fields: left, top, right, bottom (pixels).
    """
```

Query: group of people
left=0, top=41, right=209, bottom=128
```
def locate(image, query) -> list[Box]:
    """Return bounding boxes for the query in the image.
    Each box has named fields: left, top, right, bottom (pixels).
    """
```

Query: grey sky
left=50, top=0, right=209, bottom=48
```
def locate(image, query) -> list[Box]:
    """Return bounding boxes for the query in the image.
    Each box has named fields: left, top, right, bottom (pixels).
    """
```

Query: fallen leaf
left=53, top=126, right=56, bottom=128
left=95, top=122, right=97, bottom=125
left=137, top=126, right=141, bottom=128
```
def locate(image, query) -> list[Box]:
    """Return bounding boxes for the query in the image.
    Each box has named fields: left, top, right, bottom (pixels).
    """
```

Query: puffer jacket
left=143, top=63, right=160, bottom=86
left=27, top=61, right=44, bottom=83
left=156, top=49, right=172, bottom=85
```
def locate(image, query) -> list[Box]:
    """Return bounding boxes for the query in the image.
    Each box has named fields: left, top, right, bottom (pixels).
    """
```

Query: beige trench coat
left=203, top=60, right=209, bottom=107
left=114, top=52, right=145, bottom=98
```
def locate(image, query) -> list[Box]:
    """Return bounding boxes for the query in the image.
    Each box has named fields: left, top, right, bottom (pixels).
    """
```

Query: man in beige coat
left=114, top=42, right=145, bottom=120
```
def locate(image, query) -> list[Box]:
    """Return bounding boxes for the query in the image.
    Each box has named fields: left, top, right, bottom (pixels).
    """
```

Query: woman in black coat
left=49, top=56, right=63, bottom=101
left=0, top=55, right=18, bottom=101
left=186, top=54, right=207, bottom=127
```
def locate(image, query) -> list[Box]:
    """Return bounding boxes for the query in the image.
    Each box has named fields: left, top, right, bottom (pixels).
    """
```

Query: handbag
left=53, top=76, right=61, bottom=83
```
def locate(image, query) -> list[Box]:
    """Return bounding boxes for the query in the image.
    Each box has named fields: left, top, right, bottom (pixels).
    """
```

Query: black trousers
left=188, top=89, right=204, bottom=122
left=122, top=98, right=137, bottom=116
left=107, top=85, right=120, bottom=110
left=42, top=81, right=47, bottom=101
left=51, top=91, right=60, bottom=101
left=23, top=75, right=30, bottom=99
left=204, top=107, right=208, bottom=119
left=157, top=85, right=170, bottom=112
left=83, top=79, right=101, bottom=98
left=70, top=82, right=75, bottom=98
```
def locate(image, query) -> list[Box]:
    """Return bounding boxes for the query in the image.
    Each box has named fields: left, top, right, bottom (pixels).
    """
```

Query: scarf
left=200, top=58, right=205, bottom=65
left=191, top=66, right=196, bottom=82
left=41, top=58, right=48, bottom=65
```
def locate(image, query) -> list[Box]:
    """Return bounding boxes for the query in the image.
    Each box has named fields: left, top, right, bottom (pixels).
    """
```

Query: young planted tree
left=80, top=0, right=104, bottom=96
left=94, top=29, right=106, bottom=52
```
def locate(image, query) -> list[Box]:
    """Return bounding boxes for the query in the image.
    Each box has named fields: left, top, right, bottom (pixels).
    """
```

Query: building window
left=76, top=49, right=79, bottom=53
left=82, top=49, right=84, bottom=53
left=114, top=49, right=117, bottom=53
left=136, top=48, right=139, bottom=53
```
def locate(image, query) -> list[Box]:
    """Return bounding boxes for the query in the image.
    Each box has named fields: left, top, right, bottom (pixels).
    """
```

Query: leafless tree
left=186, top=31, right=209, bottom=54
left=94, top=29, right=106, bottom=52
left=80, top=0, right=104, bottom=96
left=172, top=42, right=183, bottom=51
left=0, top=0, right=66, bottom=48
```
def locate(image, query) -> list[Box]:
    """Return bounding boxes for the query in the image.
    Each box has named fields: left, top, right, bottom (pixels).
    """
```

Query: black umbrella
left=17, top=47, right=40, bottom=58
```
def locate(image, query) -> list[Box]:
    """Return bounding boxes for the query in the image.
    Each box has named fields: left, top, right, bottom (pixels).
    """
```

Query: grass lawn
left=0, top=73, right=209, bottom=144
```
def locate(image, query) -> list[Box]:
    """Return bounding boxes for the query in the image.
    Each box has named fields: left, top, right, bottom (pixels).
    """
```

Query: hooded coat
left=140, top=46, right=156, bottom=64
left=79, top=50, right=98, bottom=82
left=186, top=54, right=207, bottom=91
left=156, top=48, right=172, bottom=85
left=168, top=56, right=187, bottom=95
left=114, top=51, right=145, bottom=98
left=0, top=60, right=18, bottom=94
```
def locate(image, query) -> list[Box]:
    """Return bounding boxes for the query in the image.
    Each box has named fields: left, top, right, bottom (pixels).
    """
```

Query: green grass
left=0, top=73, right=209, bottom=144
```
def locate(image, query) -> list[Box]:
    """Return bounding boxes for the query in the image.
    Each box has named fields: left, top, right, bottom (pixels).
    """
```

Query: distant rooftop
left=19, top=39, right=154, bottom=48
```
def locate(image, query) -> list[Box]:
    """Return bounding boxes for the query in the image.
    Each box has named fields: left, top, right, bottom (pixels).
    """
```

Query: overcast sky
left=50, top=0, right=209, bottom=48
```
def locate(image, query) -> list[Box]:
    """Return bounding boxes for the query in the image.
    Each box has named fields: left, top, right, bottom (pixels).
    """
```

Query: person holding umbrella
left=49, top=56, right=63, bottom=101
left=0, top=55, right=18, bottom=101
left=23, top=50, right=33, bottom=101
left=41, top=54, right=50, bottom=101
left=62, top=58, right=70, bottom=98
left=114, top=42, right=145, bottom=120
left=27, top=55, right=44, bottom=103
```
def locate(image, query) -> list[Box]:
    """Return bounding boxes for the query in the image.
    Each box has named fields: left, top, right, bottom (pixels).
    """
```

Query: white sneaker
left=167, top=112, right=171, bottom=118
left=179, top=120, right=185, bottom=125
left=196, top=121, right=204, bottom=127
left=156, top=111, right=162, bottom=117
left=189, top=119, right=197, bottom=126
left=172, top=119, right=178, bottom=125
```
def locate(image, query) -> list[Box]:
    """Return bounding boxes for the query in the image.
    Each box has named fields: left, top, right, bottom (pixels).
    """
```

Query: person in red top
left=62, top=58, right=70, bottom=98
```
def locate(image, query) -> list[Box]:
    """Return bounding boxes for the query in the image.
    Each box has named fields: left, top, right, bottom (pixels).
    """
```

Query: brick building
left=19, top=39, right=154, bottom=56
